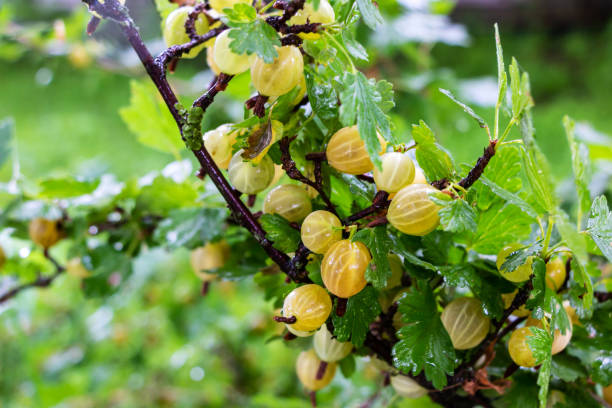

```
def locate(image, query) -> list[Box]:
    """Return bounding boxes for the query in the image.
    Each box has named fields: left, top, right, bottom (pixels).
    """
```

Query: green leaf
left=0, top=117, right=14, bottom=169
left=430, top=195, right=477, bottom=233
left=388, top=231, right=437, bottom=273
left=227, top=19, right=280, bottom=62
left=223, top=2, right=257, bottom=22
left=214, top=234, right=269, bottom=279
left=304, top=69, right=338, bottom=121
left=586, top=195, right=612, bottom=263
left=563, top=116, right=592, bottom=226
left=339, top=354, right=356, bottom=378
left=479, top=175, right=538, bottom=219
left=439, top=88, right=489, bottom=131
left=499, top=240, right=543, bottom=276
left=82, top=246, right=132, bottom=297
left=154, top=0, right=177, bottom=20
left=355, top=0, right=383, bottom=29
left=568, top=325, right=612, bottom=386
left=392, top=284, right=455, bottom=389
left=342, top=30, right=368, bottom=62
left=412, top=120, right=455, bottom=181
left=526, top=327, right=553, bottom=408
left=353, top=226, right=392, bottom=289
left=499, top=372, right=539, bottom=408
left=525, top=258, right=550, bottom=315
left=469, top=202, right=534, bottom=255
left=494, top=24, right=507, bottom=117
left=254, top=271, right=297, bottom=308
left=509, top=57, right=533, bottom=119
left=259, top=214, right=301, bottom=253
left=332, top=286, right=381, bottom=347
left=137, top=175, right=199, bottom=213
left=551, top=354, right=588, bottom=382
left=37, top=177, right=100, bottom=198
left=338, top=71, right=396, bottom=168
left=474, top=144, right=522, bottom=210
left=119, top=80, right=182, bottom=157
left=153, top=207, right=226, bottom=250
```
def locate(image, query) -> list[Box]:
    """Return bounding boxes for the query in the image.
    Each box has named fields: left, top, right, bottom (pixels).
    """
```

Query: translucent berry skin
left=206, top=48, right=222, bottom=76
left=300, top=210, right=343, bottom=254
left=526, top=314, right=572, bottom=355
left=604, top=384, right=612, bottom=405
left=263, top=184, right=312, bottom=222
left=412, top=167, right=427, bottom=184
left=162, top=7, right=209, bottom=59
left=282, top=284, right=332, bottom=332
left=209, top=0, right=250, bottom=14
left=321, top=240, right=371, bottom=298
left=501, top=290, right=531, bottom=317
left=326, top=126, right=386, bottom=175
left=227, top=151, right=275, bottom=194
left=29, top=218, right=62, bottom=249
left=373, top=152, right=415, bottom=193
left=390, top=375, right=428, bottom=398
left=496, top=243, right=534, bottom=283
left=286, top=324, right=315, bottom=337
left=313, top=325, right=352, bottom=363
left=288, top=0, right=335, bottom=40
left=296, top=349, right=336, bottom=391
left=269, top=75, right=307, bottom=106
left=386, top=253, right=404, bottom=289
left=212, top=29, right=254, bottom=75
left=251, top=46, right=304, bottom=97
left=66, top=258, right=91, bottom=278
left=190, top=241, right=230, bottom=281
left=387, top=184, right=440, bottom=236
left=545, top=257, right=566, bottom=291
left=202, top=124, right=237, bottom=169
left=508, top=326, right=537, bottom=367
left=441, top=297, right=490, bottom=350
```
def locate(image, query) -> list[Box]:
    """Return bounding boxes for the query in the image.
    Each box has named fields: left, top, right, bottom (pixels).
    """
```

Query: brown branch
left=344, top=191, right=389, bottom=224
left=595, top=291, right=612, bottom=302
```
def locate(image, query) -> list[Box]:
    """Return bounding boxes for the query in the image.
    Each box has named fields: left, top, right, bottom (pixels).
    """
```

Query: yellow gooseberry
left=321, top=240, right=371, bottom=298
left=545, top=257, right=566, bottom=291
left=508, top=326, right=538, bottom=367
left=387, top=184, right=440, bottom=236
left=296, top=349, right=336, bottom=391
left=300, top=210, right=343, bottom=254
left=441, top=297, right=490, bottom=350
left=325, top=125, right=387, bottom=175
left=282, top=284, right=332, bottom=332
left=496, top=244, right=533, bottom=283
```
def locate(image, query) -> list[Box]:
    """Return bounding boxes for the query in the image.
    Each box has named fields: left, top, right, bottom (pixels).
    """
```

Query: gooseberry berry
left=282, top=284, right=332, bottom=332
left=227, top=150, right=275, bottom=194
left=29, top=218, right=62, bottom=249
left=300, top=210, right=343, bottom=254
left=66, top=258, right=91, bottom=278
left=212, top=29, right=254, bottom=75
left=390, top=375, right=428, bottom=398
left=387, top=184, right=440, bottom=236
left=496, top=244, right=533, bottom=283
left=604, top=384, right=612, bottom=405
left=321, top=240, right=371, bottom=298
left=412, top=167, right=427, bottom=184
left=251, top=46, right=304, bottom=97
left=202, top=123, right=238, bottom=170
left=296, top=349, right=336, bottom=391
left=441, top=297, right=490, bottom=350
left=373, top=152, right=415, bottom=193
left=313, top=325, right=352, bottom=363
left=545, top=257, right=566, bottom=291
left=288, top=0, right=335, bottom=40
left=263, top=184, right=312, bottom=222
left=190, top=241, right=230, bottom=281
left=526, top=313, right=572, bottom=355
left=508, top=326, right=537, bottom=367
left=325, top=125, right=386, bottom=175
left=162, top=7, right=210, bottom=59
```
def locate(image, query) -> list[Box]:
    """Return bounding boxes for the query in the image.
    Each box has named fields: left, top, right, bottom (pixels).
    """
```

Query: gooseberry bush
left=1, top=0, right=612, bottom=407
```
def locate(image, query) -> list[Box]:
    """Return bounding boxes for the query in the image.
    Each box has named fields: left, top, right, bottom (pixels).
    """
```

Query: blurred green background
left=1, top=0, right=611, bottom=407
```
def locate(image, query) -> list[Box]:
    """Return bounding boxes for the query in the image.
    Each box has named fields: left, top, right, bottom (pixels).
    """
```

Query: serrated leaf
left=412, top=120, right=455, bottom=181
left=430, top=195, right=477, bottom=233
left=479, top=175, right=537, bottom=218
left=439, top=88, right=488, bottom=131
left=353, top=226, right=392, bottom=289
left=254, top=271, right=297, bottom=308
left=551, top=354, right=587, bottom=382
left=470, top=202, right=534, bottom=255
left=338, top=71, right=396, bottom=168
left=509, top=57, right=533, bottom=119
left=227, top=20, right=280, bottom=62
left=342, top=31, right=368, bottom=62
left=586, top=195, right=612, bottom=263
left=332, top=286, right=381, bottom=347
left=137, top=175, right=199, bottom=213
left=259, top=213, right=301, bottom=253
left=499, top=240, right=543, bottom=275
left=563, top=116, right=592, bottom=227
left=525, top=258, right=550, bottom=316
left=392, top=284, right=455, bottom=389
left=153, top=207, right=226, bottom=250
left=526, top=326, right=553, bottom=408
left=304, top=69, right=338, bottom=120
left=119, top=80, right=182, bottom=157
left=355, top=0, right=383, bottom=29
left=37, top=177, right=100, bottom=198
left=223, top=3, right=257, bottom=23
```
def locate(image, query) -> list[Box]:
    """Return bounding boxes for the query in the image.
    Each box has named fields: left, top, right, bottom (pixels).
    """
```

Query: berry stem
left=274, top=315, right=297, bottom=324
left=315, top=361, right=328, bottom=380
left=336, top=298, right=347, bottom=317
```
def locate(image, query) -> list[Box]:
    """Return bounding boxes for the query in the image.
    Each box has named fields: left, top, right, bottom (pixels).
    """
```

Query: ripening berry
left=300, top=210, right=343, bottom=254
left=390, top=375, right=428, bottom=399
left=287, top=324, right=315, bottom=337
left=202, top=123, right=238, bottom=169
left=441, top=297, right=490, bottom=350
left=288, top=0, right=335, bottom=40
left=227, top=150, right=275, bottom=194
left=321, top=240, right=371, bottom=298
left=496, top=243, right=533, bottom=283
left=604, top=384, right=612, bottom=405
left=29, top=218, right=62, bottom=249
left=386, top=253, right=404, bottom=289
left=282, top=284, right=332, bottom=332
left=269, top=74, right=307, bottom=106
left=501, top=290, right=531, bottom=317
left=313, top=325, right=352, bottom=363
left=387, top=184, right=440, bottom=236
left=508, top=326, right=537, bottom=367
left=212, top=29, right=254, bottom=75
left=296, top=349, right=336, bottom=391
left=373, top=152, right=415, bottom=193
left=66, top=258, right=91, bottom=278
left=545, top=257, right=566, bottom=291
left=326, top=126, right=386, bottom=175
left=206, top=48, right=221, bottom=75
left=263, top=184, right=312, bottom=223
left=412, top=167, right=427, bottom=184
left=526, top=314, right=572, bottom=355
left=190, top=241, right=230, bottom=281
left=163, top=7, right=210, bottom=59
left=209, top=0, right=251, bottom=14
left=546, top=390, right=566, bottom=408
left=251, top=46, right=304, bottom=97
